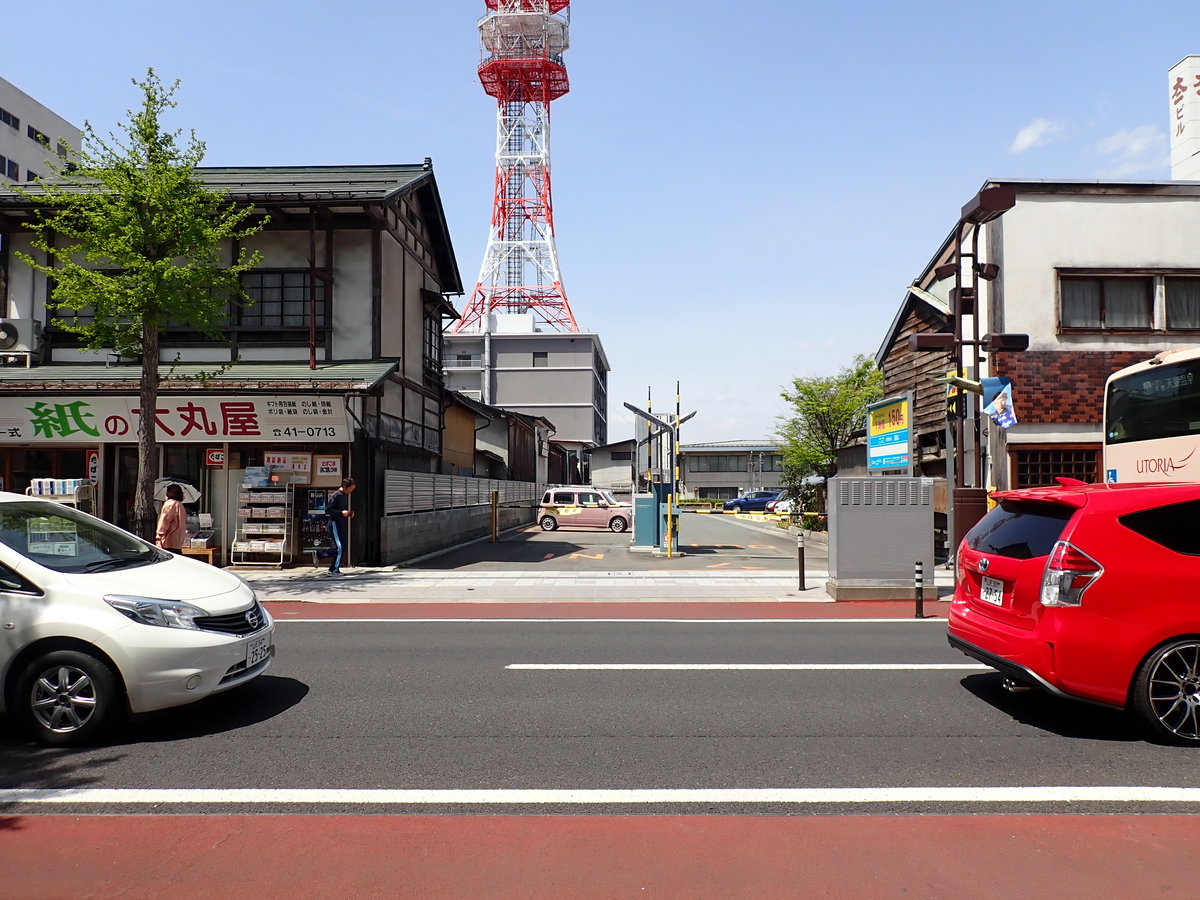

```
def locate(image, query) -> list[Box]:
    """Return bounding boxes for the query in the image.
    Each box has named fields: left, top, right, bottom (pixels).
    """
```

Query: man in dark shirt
left=326, top=477, right=356, bottom=574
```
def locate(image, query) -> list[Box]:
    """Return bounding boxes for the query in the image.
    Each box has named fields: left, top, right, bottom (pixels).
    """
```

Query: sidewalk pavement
left=242, top=568, right=956, bottom=603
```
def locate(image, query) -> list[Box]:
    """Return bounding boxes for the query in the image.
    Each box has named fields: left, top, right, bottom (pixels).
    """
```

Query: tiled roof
left=0, top=361, right=397, bottom=393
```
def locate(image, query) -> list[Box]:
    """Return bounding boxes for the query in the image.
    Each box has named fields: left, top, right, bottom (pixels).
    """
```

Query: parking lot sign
left=867, top=394, right=913, bottom=474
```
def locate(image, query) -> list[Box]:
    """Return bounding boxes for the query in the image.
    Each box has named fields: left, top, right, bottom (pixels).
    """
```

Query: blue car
left=723, top=491, right=782, bottom=513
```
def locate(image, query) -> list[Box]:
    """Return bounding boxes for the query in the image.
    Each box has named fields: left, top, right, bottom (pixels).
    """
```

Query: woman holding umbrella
left=155, top=484, right=188, bottom=554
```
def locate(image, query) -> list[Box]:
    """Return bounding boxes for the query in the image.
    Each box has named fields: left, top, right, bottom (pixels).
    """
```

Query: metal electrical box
left=827, top=476, right=936, bottom=600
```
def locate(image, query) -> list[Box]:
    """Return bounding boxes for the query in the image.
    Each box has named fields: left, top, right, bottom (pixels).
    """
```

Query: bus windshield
left=1106, top=358, right=1200, bottom=446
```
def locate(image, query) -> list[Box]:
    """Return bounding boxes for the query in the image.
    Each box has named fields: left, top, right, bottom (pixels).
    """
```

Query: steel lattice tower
left=454, top=0, right=579, bottom=333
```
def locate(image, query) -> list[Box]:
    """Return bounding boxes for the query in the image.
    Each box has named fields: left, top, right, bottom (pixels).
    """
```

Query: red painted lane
left=263, top=600, right=953, bottom=620
left=1, top=814, right=1194, bottom=899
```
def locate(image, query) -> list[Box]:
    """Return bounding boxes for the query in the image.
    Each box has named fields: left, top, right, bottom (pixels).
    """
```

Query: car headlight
left=104, top=595, right=206, bottom=630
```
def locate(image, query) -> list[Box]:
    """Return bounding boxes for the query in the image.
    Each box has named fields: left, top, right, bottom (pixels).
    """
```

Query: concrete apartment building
left=0, top=76, right=81, bottom=184
left=443, top=313, right=611, bottom=453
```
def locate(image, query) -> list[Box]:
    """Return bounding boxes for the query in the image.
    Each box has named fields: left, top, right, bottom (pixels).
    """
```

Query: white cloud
left=1096, top=126, right=1168, bottom=176
left=1010, top=118, right=1064, bottom=154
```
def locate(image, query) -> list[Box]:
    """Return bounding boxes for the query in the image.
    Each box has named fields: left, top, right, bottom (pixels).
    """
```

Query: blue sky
left=4, top=0, right=1196, bottom=441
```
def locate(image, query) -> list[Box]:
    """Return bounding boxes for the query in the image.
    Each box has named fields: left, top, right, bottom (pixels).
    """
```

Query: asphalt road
left=2, top=619, right=1197, bottom=816
left=413, top=511, right=820, bottom=571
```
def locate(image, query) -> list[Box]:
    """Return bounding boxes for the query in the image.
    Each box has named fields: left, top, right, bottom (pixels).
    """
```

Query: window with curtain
left=1060, top=276, right=1152, bottom=330
left=1167, top=277, right=1200, bottom=330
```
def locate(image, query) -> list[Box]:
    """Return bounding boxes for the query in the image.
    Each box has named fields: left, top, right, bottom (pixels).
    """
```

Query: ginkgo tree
left=775, top=354, right=883, bottom=513
left=15, top=70, right=265, bottom=540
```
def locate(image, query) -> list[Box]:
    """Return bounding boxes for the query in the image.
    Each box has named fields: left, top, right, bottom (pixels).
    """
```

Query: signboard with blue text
left=867, top=394, right=913, bottom=474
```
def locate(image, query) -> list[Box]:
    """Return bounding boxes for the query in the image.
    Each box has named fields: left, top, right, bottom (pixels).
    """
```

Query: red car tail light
left=1040, top=541, right=1103, bottom=607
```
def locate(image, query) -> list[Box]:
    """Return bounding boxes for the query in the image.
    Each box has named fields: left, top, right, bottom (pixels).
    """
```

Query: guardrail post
left=915, top=560, right=925, bottom=619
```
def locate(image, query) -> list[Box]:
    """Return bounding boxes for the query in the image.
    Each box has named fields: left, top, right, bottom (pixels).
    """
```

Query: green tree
left=775, top=354, right=883, bottom=506
left=14, top=71, right=265, bottom=540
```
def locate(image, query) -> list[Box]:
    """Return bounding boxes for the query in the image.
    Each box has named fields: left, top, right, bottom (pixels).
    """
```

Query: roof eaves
left=875, top=285, right=951, bottom=367
left=446, top=390, right=498, bottom=419
left=409, top=169, right=464, bottom=295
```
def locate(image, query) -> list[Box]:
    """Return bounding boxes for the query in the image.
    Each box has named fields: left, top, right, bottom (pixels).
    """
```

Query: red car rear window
left=966, top=501, right=1074, bottom=560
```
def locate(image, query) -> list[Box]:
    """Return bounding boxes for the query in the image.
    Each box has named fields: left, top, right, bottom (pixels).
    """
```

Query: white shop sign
left=0, top=395, right=351, bottom=444
left=1170, top=55, right=1200, bottom=180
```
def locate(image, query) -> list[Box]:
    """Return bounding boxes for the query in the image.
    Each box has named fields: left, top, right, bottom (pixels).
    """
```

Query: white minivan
left=0, top=492, right=274, bottom=745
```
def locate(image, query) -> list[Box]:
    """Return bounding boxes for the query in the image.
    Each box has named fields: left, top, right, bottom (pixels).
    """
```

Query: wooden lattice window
left=1011, top=446, right=1099, bottom=488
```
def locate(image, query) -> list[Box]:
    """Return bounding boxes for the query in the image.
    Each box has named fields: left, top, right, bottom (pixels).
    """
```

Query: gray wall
left=380, top=504, right=536, bottom=564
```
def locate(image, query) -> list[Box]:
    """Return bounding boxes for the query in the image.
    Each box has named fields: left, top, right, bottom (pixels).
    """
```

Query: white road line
left=276, top=618, right=951, bottom=624
left=2, top=787, right=1198, bottom=806
left=506, top=663, right=989, bottom=671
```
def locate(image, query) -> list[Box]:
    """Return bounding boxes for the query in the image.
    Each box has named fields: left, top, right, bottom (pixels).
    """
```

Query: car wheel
left=15, top=649, right=123, bottom=746
left=609, top=517, right=628, bottom=533
left=1132, top=639, right=1200, bottom=745
left=539, top=516, right=558, bottom=532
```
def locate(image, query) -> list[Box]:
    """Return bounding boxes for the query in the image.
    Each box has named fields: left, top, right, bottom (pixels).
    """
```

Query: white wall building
left=589, top=439, right=635, bottom=499
left=0, top=76, right=81, bottom=185
left=879, top=179, right=1200, bottom=494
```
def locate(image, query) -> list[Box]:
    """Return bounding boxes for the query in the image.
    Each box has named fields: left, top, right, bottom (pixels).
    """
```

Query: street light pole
left=949, top=187, right=1015, bottom=550
left=911, top=187, right=1029, bottom=553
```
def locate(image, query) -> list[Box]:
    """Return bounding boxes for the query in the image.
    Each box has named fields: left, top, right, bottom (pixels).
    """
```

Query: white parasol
left=153, top=479, right=201, bottom=503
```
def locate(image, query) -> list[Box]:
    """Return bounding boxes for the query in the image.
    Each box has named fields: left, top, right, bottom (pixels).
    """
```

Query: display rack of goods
left=230, top=482, right=296, bottom=567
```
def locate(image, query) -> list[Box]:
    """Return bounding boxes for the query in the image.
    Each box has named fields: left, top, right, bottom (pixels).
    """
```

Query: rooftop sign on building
left=1170, top=55, right=1200, bottom=180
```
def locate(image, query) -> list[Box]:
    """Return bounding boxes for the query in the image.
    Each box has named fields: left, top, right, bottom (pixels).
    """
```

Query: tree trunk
left=132, top=322, right=159, bottom=542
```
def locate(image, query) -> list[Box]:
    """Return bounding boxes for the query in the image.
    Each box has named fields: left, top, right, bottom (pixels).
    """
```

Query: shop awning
left=0, top=361, right=398, bottom=394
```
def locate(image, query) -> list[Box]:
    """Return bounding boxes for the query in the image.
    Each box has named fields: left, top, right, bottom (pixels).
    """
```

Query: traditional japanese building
left=0, top=164, right=467, bottom=566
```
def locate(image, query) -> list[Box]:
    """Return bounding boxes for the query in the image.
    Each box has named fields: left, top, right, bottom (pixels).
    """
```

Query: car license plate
left=246, top=635, right=271, bottom=667
left=979, top=576, right=1005, bottom=606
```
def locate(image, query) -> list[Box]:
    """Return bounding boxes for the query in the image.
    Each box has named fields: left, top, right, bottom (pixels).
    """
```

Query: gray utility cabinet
left=826, top=477, right=936, bottom=600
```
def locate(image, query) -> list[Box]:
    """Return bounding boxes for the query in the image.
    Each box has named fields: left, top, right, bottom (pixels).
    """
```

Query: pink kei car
left=539, top=488, right=631, bottom=534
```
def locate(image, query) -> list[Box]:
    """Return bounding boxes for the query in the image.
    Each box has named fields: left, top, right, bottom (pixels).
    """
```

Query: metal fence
left=384, top=472, right=542, bottom=516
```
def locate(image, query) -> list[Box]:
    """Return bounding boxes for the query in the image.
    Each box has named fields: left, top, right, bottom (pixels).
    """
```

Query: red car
left=948, top=480, right=1200, bottom=744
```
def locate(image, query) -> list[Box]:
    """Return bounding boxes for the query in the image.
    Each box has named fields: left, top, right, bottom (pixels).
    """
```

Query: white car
left=772, top=497, right=794, bottom=515
left=0, top=491, right=274, bottom=745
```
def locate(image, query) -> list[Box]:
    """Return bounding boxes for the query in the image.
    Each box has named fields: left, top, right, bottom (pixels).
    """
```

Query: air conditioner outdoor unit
left=0, top=319, right=42, bottom=354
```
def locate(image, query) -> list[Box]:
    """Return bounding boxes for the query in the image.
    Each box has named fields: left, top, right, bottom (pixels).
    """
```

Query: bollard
left=797, top=531, right=806, bottom=592
left=915, top=560, right=925, bottom=619
left=491, top=491, right=499, bottom=544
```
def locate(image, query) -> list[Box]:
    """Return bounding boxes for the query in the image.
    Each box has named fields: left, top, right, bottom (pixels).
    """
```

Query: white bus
left=1104, top=348, right=1200, bottom=483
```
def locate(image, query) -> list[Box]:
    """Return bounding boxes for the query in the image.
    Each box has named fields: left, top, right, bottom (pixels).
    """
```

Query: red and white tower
left=454, top=0, right=578, bottom=333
